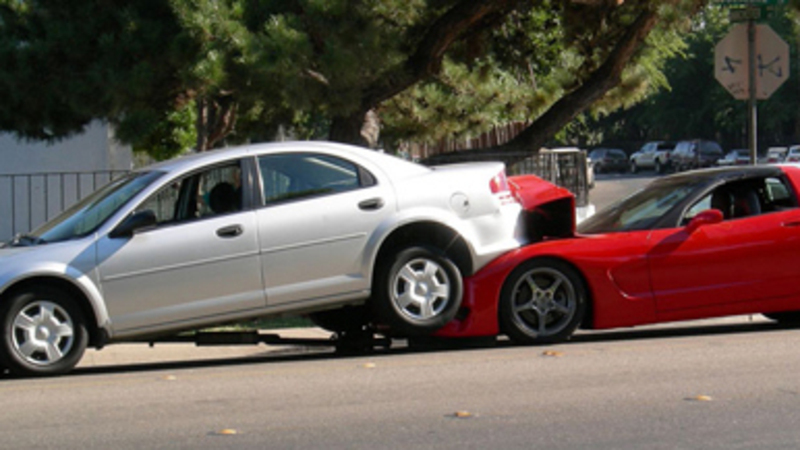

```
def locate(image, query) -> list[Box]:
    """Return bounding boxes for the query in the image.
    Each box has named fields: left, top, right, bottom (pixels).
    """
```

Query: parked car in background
left=767, top=146, right=788, bottom=163
left=784, top=145, right=800, bottom=163
left=436, top=165, right=800, bottom=345
left=588, top=148, right=628, bottom=173
left=629, top=141, right=675, bottom=174
left=717, top=149, right=750, bottom=166
left=0, top=141, right=568, bottom=376
left=671, top=139, right=724, bottom=171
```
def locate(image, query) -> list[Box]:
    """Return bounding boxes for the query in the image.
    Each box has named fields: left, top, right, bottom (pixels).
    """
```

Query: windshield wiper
left=7, top=234, right=47, bottom=247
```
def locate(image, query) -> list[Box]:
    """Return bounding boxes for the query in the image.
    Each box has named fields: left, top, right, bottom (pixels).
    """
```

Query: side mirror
left=686, top=208, right=723, bottom=234
left=110, top=210, right=157, bottom=239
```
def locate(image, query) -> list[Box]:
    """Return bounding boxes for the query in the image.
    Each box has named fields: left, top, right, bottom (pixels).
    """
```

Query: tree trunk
left=195, top=94, right=238, bottom=152
left=329, top=112, right=371, bottom=147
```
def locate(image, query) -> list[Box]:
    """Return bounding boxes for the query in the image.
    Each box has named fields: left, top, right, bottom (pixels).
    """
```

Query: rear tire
left=0, top=287, right=88, bottom=376
left=372, top=246, right=463, bottom=336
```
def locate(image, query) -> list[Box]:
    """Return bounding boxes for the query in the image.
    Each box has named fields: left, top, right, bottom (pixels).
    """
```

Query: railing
left=0, top=170, right=129, bottom=242
left=507, top=150, right=591, bottom=207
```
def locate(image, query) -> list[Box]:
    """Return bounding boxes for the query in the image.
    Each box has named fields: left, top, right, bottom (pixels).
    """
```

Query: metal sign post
left=715, top=6, right=789, bottom=164
left=748, top=20, right=757, bottom=164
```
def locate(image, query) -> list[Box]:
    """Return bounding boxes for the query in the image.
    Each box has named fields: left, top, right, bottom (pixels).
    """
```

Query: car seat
left=732, top=189, right=761, bottom=218
left=710, top=190, right=733, bottom=219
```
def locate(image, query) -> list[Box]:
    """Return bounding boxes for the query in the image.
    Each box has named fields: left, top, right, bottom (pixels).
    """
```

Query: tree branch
left=362, top=0, right=524, bottom=109
left=424, top=5, right=661, bottom=165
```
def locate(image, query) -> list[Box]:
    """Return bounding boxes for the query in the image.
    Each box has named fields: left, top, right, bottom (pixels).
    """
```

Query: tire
left=372, top=246, right=463, bottom=336
left=499, top=258, right=587, bottom=345
left=763, top=311, right=800, bottom=325
left=0, top=287, right=88, bottom=376
left=654, top=160, right=663, bottom=174
left=630, top=161, right=638, bottom=174
left=308, top=305, right=370, bottom=333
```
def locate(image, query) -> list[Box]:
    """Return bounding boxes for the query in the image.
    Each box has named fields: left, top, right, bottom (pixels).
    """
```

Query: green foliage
left=577, top=3, right=800, bottom=151
left=132, top=102, right=197, bottom=161
left=0, top=0, right=718, bottom=158
left=381, top=1, right=690, bottom=148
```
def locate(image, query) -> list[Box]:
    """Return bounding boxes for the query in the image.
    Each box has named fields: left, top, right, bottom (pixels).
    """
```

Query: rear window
left=700, top=142, right=723, bottom=155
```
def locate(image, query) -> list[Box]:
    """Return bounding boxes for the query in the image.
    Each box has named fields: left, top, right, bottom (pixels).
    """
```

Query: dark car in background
left=629, top=141, right=675, bottom=174
left=588, top=148, right=628, bottom=173
left=671, top=139, right=723, bottom=171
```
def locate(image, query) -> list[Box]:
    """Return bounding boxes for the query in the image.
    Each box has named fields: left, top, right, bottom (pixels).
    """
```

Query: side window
left=683, top=177, right=793, bottom=223
left=137, top=162, right=242, bottom=225
left=764, top=177, right=797, bottom=210
left=258, top=153, right=373, bottom=206
left=684, top=194, right=712, bottom=221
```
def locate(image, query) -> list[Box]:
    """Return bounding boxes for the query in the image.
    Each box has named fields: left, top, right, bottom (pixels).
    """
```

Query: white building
left=0, top=122, right=133, bottom=241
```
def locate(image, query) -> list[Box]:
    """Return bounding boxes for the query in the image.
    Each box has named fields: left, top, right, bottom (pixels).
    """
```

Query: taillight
left=490, top=172, right=509, bottom=193
left=490, top=171, right=517, bottom=205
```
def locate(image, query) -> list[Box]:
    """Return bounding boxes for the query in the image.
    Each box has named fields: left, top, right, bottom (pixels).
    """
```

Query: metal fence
left=0, top=170, right=129, bottom=241
left=507, top=150, right=591, bottom=207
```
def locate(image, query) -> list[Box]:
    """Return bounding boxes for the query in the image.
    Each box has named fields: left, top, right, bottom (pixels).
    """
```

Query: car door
left=640, top=143, right=656, bottom=167
left=97, top=161, right=265, bottom=332
left=648, top=176, right=800, bottom=312
left=254, top=152, right=395, bottom=306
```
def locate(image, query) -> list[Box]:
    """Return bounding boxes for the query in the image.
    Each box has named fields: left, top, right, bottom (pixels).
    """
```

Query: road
left=589, top=171, right=653, bottom=211
left=3, top=317, right=800, bottom=450
left=4, top=173, right=800, bottom=449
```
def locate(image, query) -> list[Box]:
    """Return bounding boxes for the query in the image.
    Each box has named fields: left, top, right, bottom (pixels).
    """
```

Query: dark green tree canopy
left=0, top=0, right=705, bottom=161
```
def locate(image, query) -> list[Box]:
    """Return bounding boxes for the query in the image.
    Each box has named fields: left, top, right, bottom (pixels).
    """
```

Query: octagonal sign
left=715, top=23, right=789, bottom=100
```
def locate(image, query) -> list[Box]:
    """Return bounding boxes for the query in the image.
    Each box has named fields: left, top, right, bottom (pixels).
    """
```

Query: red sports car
left=436, top=165, right=800, bottom=344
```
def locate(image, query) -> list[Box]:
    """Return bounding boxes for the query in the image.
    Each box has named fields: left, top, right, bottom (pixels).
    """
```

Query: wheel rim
left=10, top=301, right=75, bottom=367
left=391, top=258, right=451, bottom=321
left=509, top=267, right=577, bottom=338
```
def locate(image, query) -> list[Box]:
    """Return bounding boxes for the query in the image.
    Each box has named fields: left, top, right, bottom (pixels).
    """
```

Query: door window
left=683, top=176, right=796, bottom=223
left=136, top=162, right=243, bottom=225
left=257, top=153, right=375, bottom=206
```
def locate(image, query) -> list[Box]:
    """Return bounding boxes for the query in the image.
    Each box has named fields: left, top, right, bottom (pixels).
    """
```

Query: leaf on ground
left=161, top=375, right=177, bottom=381
left=213, top=429, right=238, bottom=436
left=542, top=350, right=564, bottom=357
left=362, top=362, right=377, bottom=369
left=686, top=395, right=713, bottom=402
left=451, top=411, right=473, bottom=418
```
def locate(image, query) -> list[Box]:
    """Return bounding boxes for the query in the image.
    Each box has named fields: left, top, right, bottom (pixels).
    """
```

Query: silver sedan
left=0, top=141, right=529, bottom=375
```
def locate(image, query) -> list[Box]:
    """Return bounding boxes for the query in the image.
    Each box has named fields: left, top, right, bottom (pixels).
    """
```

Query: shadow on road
left=1, top=319, right=794, bottom=380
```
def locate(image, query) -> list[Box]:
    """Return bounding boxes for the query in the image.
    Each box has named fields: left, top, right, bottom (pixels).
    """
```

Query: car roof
left=139, top=141, right=429, bottom=177
left=655, top=165, right=784, bottom=187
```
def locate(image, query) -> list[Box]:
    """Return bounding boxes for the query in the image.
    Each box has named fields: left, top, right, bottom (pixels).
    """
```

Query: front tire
left=0, top=287, right=88, bottom=376
left=630, top=161, right=638, bottom=174
left=499, top=259, right=587, bottom=345
left=373, top=246, right=463, bottom=336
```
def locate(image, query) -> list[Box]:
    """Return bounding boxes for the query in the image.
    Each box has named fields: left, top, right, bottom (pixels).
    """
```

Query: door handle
left=216, top=225, right=243, bottom=238
left=358, top=198, right=385, bottom=211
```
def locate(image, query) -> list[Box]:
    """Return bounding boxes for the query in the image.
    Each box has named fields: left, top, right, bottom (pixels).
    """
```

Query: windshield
left=16, top=171, right=164, bottom=245
left=578, top=178, right=707, bottom=234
